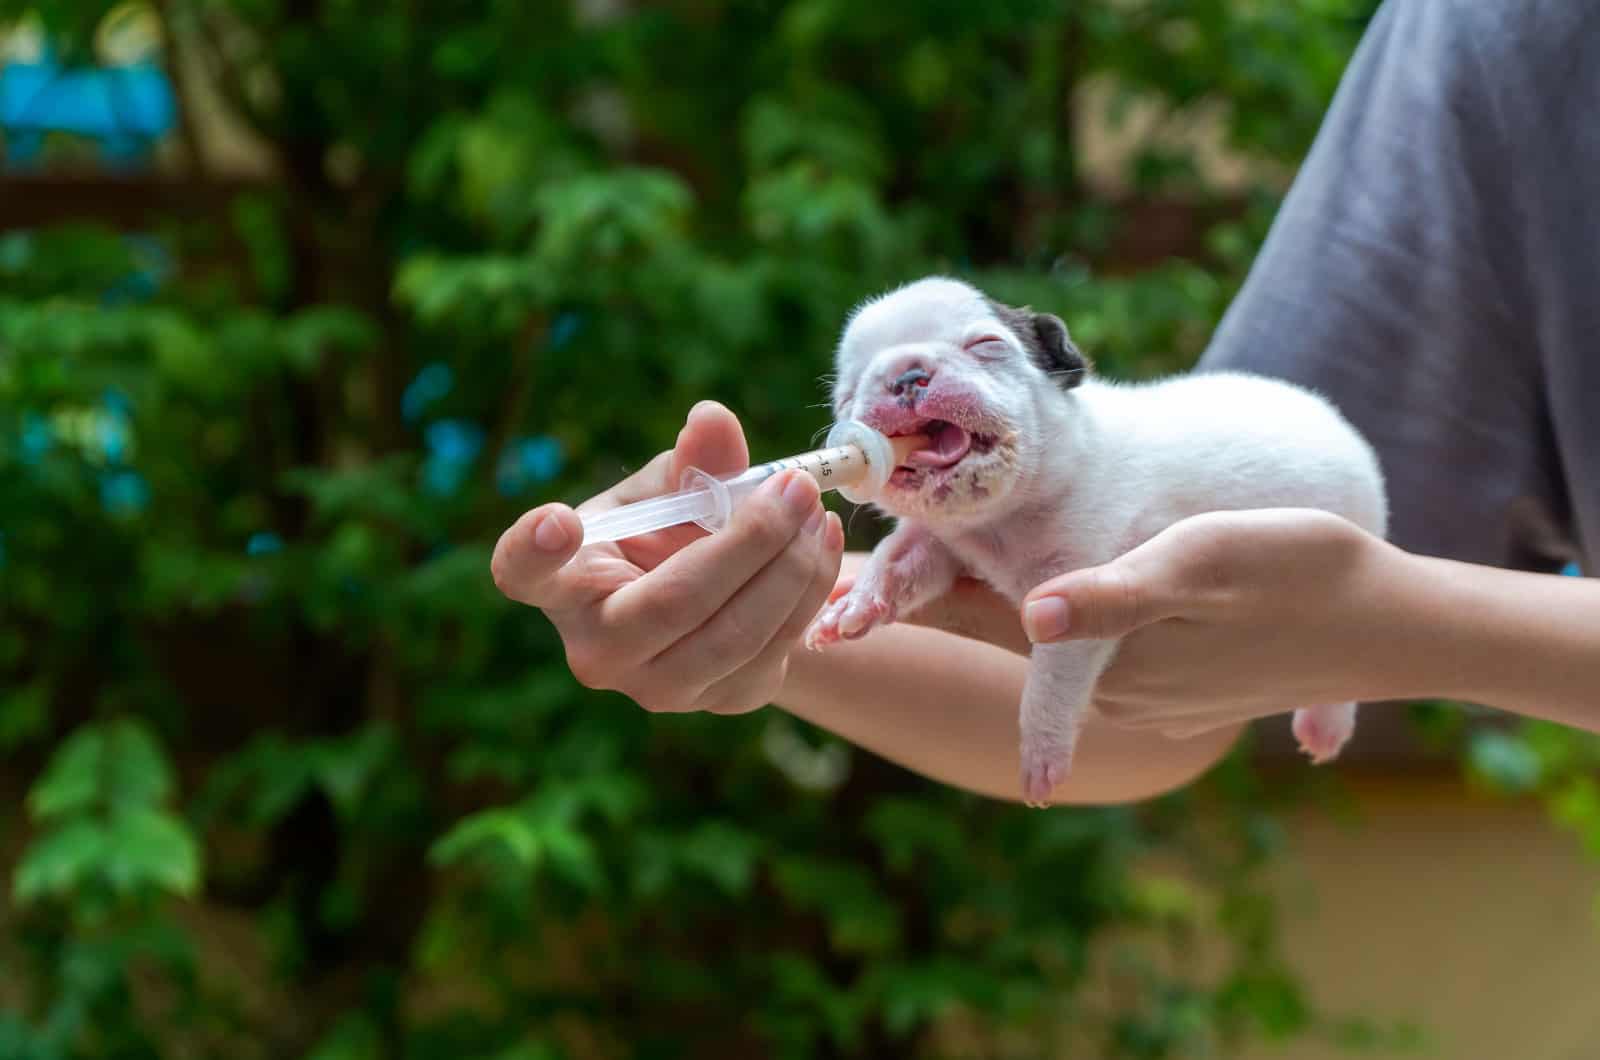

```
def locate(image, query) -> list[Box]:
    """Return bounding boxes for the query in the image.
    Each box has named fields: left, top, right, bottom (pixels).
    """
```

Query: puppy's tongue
left=905, top=422, right=971, bottom=469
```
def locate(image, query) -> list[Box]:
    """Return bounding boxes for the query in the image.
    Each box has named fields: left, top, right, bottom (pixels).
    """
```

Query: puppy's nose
left=888, top=365, right=933, bottom=397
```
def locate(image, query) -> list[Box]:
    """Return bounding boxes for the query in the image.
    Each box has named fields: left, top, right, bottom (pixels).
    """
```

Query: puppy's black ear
left=1031, top=312, right=1090, bottom=389
left=985, top=297, right=1092, bottom=389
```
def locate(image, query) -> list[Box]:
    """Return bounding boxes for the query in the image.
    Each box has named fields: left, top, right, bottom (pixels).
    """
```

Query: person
left=491, top=0, right=1600, bottom=805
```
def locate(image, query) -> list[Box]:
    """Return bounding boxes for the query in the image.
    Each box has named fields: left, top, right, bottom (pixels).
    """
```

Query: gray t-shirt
left=1199, top=0, right=1598, bottom=573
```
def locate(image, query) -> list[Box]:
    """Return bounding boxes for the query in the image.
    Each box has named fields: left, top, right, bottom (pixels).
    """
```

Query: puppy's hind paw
left=1019, top=746, right=1070, bottom=810
left=1292, top=702, right=1356, bottom=765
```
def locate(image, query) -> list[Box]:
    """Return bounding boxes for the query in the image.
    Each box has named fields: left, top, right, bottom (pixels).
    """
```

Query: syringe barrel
left=684, top=423, right=893, bottom=533
left=681, top=442, right=863, bottom=534
left=578, top=421, right=901, bottom=542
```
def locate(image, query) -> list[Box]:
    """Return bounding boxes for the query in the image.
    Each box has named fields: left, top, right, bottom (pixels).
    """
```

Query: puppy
left=804, top=276, right=1388, bottom=806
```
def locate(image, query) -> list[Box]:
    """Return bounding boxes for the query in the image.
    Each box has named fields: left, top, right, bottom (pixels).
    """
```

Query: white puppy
left=804, top=276, right=1389, bottom=806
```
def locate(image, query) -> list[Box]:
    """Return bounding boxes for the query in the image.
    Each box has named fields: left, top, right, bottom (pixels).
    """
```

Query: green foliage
left=0, top=0, right=1385, bottom=1056
left=1465, top=720, right=1600, bottom=865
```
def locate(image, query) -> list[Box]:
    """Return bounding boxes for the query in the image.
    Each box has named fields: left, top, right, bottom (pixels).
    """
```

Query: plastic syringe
left=579, top=420, right=926, bottom=544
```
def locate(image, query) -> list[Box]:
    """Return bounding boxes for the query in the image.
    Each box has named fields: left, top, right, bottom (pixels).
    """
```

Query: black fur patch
left=984, top=297, right=1091, bottom=389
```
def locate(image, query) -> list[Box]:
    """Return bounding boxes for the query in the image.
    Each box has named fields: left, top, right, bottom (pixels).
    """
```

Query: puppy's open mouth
left=897, top=420, right=971, bottom=469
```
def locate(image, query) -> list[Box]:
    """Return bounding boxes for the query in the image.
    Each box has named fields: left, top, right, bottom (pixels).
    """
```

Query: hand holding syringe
left=580, top=420, right=928, bottom=543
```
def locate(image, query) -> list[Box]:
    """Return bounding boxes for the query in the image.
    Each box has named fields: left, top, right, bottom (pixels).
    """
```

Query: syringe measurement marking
left=757, top=446, right=861, bottom=483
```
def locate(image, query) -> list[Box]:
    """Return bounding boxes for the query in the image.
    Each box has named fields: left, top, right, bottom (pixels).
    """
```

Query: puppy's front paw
left=804, top=591, right=895, bottom=651
left=803, top=601, right=844, bottom=652
left=1292, top=702, right=1356, bottom=764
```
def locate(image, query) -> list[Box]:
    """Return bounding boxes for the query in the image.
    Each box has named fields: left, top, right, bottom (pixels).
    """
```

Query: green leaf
left=312, top=724, right=396, bottom=818
left=431, top=806, right=541, bottom=871
left=27, top=723, right=178, bottom=819
left=864, top=798, right=965, bottom=872
left=26, top=719, right=177, bottom=820
left=102, top=807, right=202, bottom=898
left=282, top=307, right=380, bottom=372
left=677, top=821, right=763, bottom=897
left=307, top=1013, right=382, bottom=1060
left=13, top=818, right=109, bottom=903
left=26, top=724, right=105, bottom=820
left=872, top=960, right=1000, bottom=1038
left=772, top=857, right=901, bottom=955
left=1468, top=730, right=1543, bottom=793
left=103, top=719, right=178, bottom=808
left=539, top=826, right=602, bottom=891
left=1220, top=964, right=1311, bottom=1038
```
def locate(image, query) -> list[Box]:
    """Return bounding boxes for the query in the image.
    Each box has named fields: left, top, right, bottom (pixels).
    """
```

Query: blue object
left=19, top=412, right=53, bottom=464
left=97, top=408, right=131, bottom=464
left=402, top=362, right=454, bottom=423
left=246, top=532, right=284, bottom=556
left=422, top=419, right=485, bottom=496
left=1562, top=561, right=1581, bottom=577
left=102, top=236, right=174, bottom=305
left=0, top=231, right=31, bottom=271
left=495, top=435, right=564, bottom=496
left=0, top=58, right=175, bottom=168
left=102, top=388, right=133, bottom=417
left=548, top=311, right=583, bottom=352
left=100, top=470, right=149, bottom=517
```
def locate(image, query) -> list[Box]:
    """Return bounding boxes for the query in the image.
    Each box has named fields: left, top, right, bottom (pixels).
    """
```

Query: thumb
left=1021, top=536, right=1194, bottom=643
left=669, top=400, right=749, bottom=483
left=590, top=400, right=753, bottom=560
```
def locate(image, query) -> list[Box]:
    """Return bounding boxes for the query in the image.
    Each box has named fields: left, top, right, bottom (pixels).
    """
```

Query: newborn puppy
left=804, top=276, right=1388, bottom=806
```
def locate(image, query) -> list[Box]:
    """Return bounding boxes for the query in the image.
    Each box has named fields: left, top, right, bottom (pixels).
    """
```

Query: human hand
left=491, top=401, right=844, bottom=715
left=1017, top=508, right=1403, bottom=737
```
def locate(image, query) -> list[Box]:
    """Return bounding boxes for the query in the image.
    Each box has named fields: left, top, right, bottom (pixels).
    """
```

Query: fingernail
left=803, top=505, right=825, bottom=537
left=782, top=472, right=814, bottom=518
left=689, top=399, right=720, bottom=419
left=1023, top=597, right=1070, bottom=642
left=533, top=514, right=570, bottom=552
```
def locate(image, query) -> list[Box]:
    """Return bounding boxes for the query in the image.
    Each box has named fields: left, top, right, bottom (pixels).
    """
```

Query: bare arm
left=1020, top=508, right=1600, bottom=737
left=1398, top=554, right=1600, bottom=733
left=775, top=553, right=1241, bottom=804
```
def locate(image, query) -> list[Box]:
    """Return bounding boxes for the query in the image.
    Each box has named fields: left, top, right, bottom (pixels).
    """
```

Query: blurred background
left=2, top=1, right=1598, bottom=1057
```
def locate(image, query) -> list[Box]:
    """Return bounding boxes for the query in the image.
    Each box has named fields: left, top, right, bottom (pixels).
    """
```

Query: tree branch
left=154, top=0, right=209, bottom=177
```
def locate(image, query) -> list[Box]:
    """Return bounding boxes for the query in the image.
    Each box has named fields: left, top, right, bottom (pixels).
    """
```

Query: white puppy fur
left=804, top=276, right=1389, bottom=806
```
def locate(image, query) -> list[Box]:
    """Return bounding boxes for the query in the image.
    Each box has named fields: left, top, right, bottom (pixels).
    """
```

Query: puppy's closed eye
left=962, top=334, right=1009, bottom=356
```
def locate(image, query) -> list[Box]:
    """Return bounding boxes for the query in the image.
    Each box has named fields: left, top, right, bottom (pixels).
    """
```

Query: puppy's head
left=829, top=276, right=1090, bottom=524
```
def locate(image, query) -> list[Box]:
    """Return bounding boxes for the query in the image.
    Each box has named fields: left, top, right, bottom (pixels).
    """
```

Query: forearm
left=1394, top=553, right=1600, bottom=732
left=775, top=618, right=1240, bottom=805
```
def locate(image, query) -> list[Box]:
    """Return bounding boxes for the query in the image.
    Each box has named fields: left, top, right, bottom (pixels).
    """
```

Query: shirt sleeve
left=1197, top=0, right=1581, bottom=572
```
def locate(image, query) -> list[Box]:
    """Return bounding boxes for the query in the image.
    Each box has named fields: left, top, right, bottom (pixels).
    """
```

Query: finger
left=490, top=503, right=587, bottom=609
left=600, top=469, right=820, bottom=659
left=700, top=511, right=846, bottom=713
left=645, top=498, right=830, bottom=694
left=590, top=401, right=750, bottom=513
left=670, top=400, right=750, bottom=481
left=1020, top=526, right=1202, bottom=643
left=898, top=577, right=1032, bottom=655
left=598, top=402, right=753, bottom=560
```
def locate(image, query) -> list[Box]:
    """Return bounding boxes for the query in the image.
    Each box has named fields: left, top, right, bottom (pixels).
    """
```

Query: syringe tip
left=887, top=433, right=932, bottom=467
